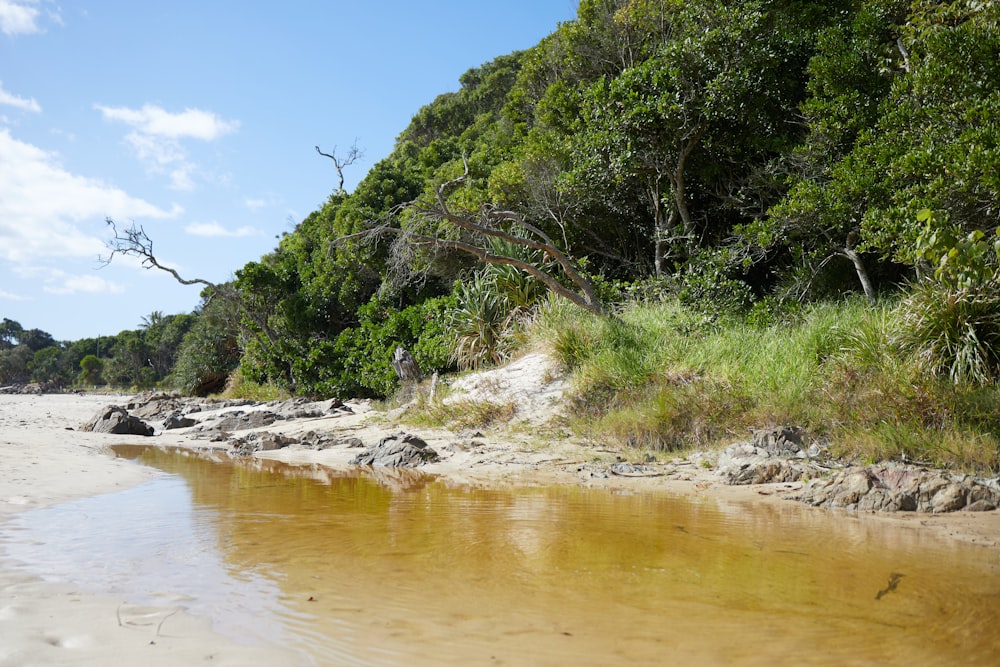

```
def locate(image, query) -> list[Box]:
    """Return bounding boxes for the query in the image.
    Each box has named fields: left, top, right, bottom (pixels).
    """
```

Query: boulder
left=211, top=410, right=281, bottom=432
left=715, top=427, right=820, bottom=485
left=350, top=433, right=439, bottom=467
left=80, top=406, right=154, bottom=436
left=792, top=462, right=1000, bottom=513
left=163, top=414, right=198, bottom=430
left=230, top=431, right=298, bottom=456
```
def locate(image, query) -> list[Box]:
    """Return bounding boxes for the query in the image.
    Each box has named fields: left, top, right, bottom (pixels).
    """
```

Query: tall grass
left=530, top=296, right=1000, bottom=471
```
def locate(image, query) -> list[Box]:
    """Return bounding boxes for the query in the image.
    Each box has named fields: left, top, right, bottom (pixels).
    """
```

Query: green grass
left=404, top=397, right=518, bottom=431
left=220, top=368, right=291, bottom=401
left=529, top=296, right=1000, bottom=472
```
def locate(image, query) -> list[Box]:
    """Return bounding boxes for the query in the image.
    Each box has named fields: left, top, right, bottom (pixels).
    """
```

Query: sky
left=0, top=0, right=578, bottom=342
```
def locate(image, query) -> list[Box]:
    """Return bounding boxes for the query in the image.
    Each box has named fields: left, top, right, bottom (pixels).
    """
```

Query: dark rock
left=295, top=430, right=359, bottom=450
left=80, top=406, right=154, bottom=436
left=163, top=414, right=198, bottom=430
left=350, top=433, right=438, bottom=467
left=211, top=410, right=281, bottom=432
left=230, top=431, right=299, bottom=456
left=965, top=500, right=997, bottom=512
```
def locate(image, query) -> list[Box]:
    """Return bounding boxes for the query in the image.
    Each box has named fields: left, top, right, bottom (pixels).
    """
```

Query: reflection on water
left=2, top=445, right=999, bottom=666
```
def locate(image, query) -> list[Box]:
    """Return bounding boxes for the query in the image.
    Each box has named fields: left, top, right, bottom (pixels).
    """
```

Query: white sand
left=0, top=393, right=302, bottom=666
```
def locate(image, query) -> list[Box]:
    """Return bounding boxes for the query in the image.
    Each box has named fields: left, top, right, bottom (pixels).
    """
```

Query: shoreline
left=2, top=391, right=999, bottom=665
left=0, top=393, right=302, bottom=666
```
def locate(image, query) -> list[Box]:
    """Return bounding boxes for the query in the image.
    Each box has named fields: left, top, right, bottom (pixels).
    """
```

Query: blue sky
left=0, top=0, right=577, bottom=341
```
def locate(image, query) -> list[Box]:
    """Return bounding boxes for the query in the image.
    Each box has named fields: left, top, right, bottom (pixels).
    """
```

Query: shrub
left=895, top=211, right=1000, bottom=385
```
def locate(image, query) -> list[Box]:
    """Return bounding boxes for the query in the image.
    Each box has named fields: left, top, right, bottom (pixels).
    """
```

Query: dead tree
left=99, top=218, right=284, bottom=367
left=315, top=141, right=362, bottom=193
left=101, top=218, right=215, bottom=288
left=346, top=158, right=607, bottom=317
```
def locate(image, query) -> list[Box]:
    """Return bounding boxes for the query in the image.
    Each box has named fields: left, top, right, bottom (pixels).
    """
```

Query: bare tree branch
left=315, top=141, right=363, bottom=193
left=100, top=218, right=286, bottom=372
left=100, top=218, right=216, bottom=288
left=340, top=160, right=607, bottom=317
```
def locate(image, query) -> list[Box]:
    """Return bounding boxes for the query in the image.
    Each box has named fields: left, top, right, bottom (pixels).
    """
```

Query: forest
left=4, top=0, right=999, bottom=466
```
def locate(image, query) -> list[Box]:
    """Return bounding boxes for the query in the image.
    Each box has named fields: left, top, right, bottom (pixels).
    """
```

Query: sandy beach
left=2, top=386, right=999, bottom=666
left=0, top=393, right=303, bottom=666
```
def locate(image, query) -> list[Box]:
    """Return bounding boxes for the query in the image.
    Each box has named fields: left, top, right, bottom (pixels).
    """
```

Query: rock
left=714, top=427, right=819, bottom=485
left=929, top=483, right=967, bottom=513
left=230, top=431, right=299, bottom=456
left=295, top=430, right=360, bottom=450
left=791, top=462, right=999, bottom=513
left=965, top=500, right=997, bottom=512
left=210, top=410, right=281, bottom=432
left=832, top=470, right=874, bottom=508
left=163, top=414, right=198, bottom=430
left=79, top=406, right=154, bottom=436
left=350, top=433, right=438, bottom=467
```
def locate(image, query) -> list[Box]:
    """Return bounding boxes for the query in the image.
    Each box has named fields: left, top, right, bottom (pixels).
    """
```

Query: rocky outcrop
left=230, top=431, right=299, bottom=456
left=350, top=433, right=439, bottom=467
left=0, top=383, right=61, bottom=395
left=704, top=426, right=998, bottom=513
left=715, top=426, right=828, bottom=485
left=79, top=406, right=154, bottom=436
left=792, top=464, right=1000, bottom=513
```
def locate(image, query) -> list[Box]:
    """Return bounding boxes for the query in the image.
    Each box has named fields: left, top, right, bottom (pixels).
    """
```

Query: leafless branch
left=100, top=218, right=284, bottom=363
left=315, top=141, right=363, bottom=193
left=341, top=161, right=607, bottom=317
left=100, top=218, right=215, bottom=288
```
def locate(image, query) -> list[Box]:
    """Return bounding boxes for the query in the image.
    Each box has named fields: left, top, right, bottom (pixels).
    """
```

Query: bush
left=895, top=212, right=1000, bottom=385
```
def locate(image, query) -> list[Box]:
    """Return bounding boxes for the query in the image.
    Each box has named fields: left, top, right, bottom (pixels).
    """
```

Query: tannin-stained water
left=2, top=445, right=998, bottom=666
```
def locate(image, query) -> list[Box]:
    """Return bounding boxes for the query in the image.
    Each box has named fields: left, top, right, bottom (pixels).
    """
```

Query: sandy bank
left=0, top=393, right=302, bottom=666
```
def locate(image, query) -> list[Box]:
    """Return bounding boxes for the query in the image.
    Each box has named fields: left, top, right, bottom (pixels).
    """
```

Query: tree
left=360, top=157, right=606, bottom=317
left=570, top=1, right=821, bottom=275
left=79, top=354, right=104, bottom=386
left=0, top=319, right=24, bottom=350
left=753, top=0, right=1000, bottom=301
left=315, top=141, right=362, bottom=193
left=28, top=347, right=68, bottom=386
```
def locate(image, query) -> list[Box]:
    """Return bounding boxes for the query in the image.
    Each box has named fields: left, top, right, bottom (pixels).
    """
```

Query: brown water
left=2, top=446, right=999, bottom=666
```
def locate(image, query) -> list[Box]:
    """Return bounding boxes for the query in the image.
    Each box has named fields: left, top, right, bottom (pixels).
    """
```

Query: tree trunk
left=841, top=246, right=875, bottom=302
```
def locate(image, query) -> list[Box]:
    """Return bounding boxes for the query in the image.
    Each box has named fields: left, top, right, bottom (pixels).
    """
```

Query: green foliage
left=169, top=297, right=242, bottom=396
left=79, top=354, right=104, bottom=386
left=275, top=296, right=455, bottom=399
left=894, top=211, right=1000, bottom=385
left=448, top=236, right=551, bottom=371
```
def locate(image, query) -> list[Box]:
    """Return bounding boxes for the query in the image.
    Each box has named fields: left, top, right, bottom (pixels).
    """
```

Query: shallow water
left=2, top=446, right=999, bottom=666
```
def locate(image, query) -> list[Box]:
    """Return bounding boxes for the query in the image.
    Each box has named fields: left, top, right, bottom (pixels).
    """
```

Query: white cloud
left=185, top=221, right=259, bottom=238
left=42, top=272, right=125, bottom=296
left=95, top=104, right=239, bottom=140
left=0, top=0, right=39, bottom=35
left=0, top=288, right=28, bottom=300
left=0, top=81, right=40, bottom=112
left=245, top=193, right=281, bottom=211
left=95, top=104, right=239, bottom=190
left=0, top=128, right=180, bottom=264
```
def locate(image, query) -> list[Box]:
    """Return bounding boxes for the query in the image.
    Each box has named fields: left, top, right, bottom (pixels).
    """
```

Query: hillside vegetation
left=4, top=0, right=999, bottom=470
